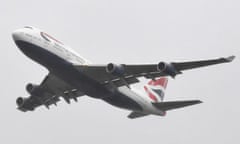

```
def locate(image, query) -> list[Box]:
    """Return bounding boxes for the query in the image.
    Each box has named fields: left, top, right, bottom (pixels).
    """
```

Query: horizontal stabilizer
left=128, top=112, right=149, bottom=119
left=152, top=100, right=202, bottom=111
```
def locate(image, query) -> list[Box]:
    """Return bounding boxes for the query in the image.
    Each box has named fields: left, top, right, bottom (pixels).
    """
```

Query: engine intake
left=16, top=97, right=27, bottom=107
left=26, top=83, right=39, bottom=94
left=106, top=63, right=125, bottom=76
left=157, top=62, right=179, bottom=78
left=16, top=97, right=34, bottom=112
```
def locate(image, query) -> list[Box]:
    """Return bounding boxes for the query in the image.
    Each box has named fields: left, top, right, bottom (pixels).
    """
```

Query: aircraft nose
left=12, top=29, right=24, bottom=41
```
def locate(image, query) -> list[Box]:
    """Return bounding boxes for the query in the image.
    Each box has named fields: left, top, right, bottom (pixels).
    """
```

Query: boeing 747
left=12, top=26, right=235, bottom=118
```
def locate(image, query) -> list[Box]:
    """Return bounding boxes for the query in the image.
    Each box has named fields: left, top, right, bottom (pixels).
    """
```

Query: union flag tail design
left=144, top=77, right=168, bottom=102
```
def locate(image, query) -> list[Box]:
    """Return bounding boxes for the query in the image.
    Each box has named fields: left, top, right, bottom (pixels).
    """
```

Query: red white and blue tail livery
left=144, top=77, right=168, bottom=102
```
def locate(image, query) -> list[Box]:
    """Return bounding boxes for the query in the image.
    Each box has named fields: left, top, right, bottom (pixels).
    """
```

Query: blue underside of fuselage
left=15, top=40, right=143, bottom=112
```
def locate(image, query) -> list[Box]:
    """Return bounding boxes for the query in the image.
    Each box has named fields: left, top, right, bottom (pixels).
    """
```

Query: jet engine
left=106, top=63, right=125, bottom=76
left=16, top=97, right=27, bottom=107
left=26, top=83, right=39, bottom=94
left=157, top=62, right=180, bottom=78
left=16, top=97, right=33, bottom=112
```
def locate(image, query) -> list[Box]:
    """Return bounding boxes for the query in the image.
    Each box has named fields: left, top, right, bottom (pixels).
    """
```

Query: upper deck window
left=24, top=26, right=33, bottom=29
left=40, top=32, right=63, bottom=45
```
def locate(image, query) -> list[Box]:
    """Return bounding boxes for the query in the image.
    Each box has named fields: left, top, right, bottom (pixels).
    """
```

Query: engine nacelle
left=16, top=97, right=27, bottom=107
left=157, top=62, right=179, bottom=78
left=16, top=97, right=33, bottom=112
left=26, top=83, right=39, bottom=94
left=106, top=63, right=125, bottom=76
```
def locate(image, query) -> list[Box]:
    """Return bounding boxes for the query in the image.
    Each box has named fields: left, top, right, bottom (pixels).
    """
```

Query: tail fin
left=144, top=77, right=168, bottom=102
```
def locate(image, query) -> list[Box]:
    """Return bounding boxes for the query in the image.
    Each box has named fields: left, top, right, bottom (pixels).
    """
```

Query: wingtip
left=191, top=100, right=203, bottom=105
left=225, top=55, right=236, bottom=62
left=196, top=100, right=203, bottom=104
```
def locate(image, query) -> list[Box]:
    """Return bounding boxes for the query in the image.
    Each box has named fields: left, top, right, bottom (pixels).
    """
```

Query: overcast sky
left=1, top=0, right=239, bottom=144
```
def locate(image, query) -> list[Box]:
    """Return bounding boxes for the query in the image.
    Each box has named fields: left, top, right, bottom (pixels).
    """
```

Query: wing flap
left=152, top=100, right=202, bottom=111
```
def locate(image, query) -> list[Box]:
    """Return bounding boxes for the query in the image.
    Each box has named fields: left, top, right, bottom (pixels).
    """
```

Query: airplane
left=12, top=26, right=235, bottom=119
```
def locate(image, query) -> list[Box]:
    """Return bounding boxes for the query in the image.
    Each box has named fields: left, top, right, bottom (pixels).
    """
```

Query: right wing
left=17, top=73, right=84, bottom=112
left=152, top=100, right=202, bottom=111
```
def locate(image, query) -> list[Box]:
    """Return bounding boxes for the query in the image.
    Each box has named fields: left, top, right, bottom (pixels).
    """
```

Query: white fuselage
left=12, top=27, right=165, bottom=116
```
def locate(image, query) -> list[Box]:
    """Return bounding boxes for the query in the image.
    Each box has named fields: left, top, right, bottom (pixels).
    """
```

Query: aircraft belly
left=15, top=40, right=110, bottom=99
left=102, top=86, right=146, bottom=112
left=102, top=92, right=143, bottom=112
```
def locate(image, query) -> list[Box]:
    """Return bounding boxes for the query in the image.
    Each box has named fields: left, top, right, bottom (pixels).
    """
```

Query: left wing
left=17, top=74, right=84, bottom=112
left=77, top=56, right=235, bottom=87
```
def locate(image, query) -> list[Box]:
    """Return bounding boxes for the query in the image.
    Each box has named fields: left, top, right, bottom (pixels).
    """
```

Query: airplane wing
left=17, top=74, right=84, bottom=112
left=152, top=100, right=202, bottom=111
left=77, top=56, right=235, bottom=87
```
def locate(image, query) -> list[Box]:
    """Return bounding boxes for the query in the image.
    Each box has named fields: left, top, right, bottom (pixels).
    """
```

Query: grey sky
left=1, top=0, right=239, bottom=144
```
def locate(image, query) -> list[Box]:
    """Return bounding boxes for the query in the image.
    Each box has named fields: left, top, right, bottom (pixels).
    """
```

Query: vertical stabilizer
left=144, top=77, right=168, bottom=102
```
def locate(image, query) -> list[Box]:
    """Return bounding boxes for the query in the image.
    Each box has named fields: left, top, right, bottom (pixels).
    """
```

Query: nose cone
left=12, top=29, right=24, bottom=41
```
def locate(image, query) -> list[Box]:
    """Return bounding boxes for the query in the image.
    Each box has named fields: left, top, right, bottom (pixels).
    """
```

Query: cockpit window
left=24, top=26, right=33, bottom=29
left=40, top=32, right=63, bottom=45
